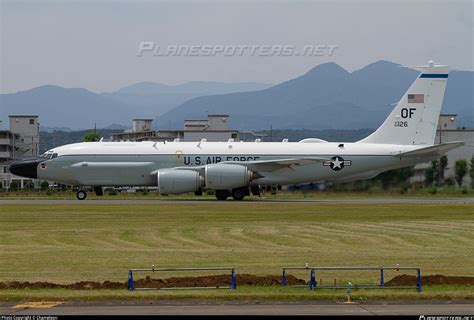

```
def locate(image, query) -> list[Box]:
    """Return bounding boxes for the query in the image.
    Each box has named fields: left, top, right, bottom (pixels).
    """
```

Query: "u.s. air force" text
left=183, top=156, right=260, bottom=165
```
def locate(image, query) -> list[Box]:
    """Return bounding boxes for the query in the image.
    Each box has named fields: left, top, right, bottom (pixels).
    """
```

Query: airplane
left=9, top=61, right=464, bottom=201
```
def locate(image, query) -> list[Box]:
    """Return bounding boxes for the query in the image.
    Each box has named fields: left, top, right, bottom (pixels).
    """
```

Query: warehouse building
left=411, top=114, right=473, bottom=186
left=0, top=115, right=40, bottom=188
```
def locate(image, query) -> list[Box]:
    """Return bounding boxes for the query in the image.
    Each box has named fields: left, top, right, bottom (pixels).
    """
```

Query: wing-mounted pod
left=157, top=169, right=203, bottom=194
left=204, top=164, right=255, bottom=189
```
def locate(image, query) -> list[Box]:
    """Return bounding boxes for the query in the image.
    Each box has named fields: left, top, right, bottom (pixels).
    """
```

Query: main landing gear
left=215, top=189, right=230, bottom=201
left=231, top=187, right=246, bottom=201
left=215, top=187, right=249, bottom=201
left=94, top=186, right=104, bottom=196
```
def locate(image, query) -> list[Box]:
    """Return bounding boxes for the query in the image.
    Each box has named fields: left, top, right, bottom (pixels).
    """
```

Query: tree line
left=327, top=156, right=474, bottom=193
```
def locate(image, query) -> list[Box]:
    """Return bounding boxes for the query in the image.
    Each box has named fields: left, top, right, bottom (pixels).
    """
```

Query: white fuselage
left=37, top=140, right=425, bottom=187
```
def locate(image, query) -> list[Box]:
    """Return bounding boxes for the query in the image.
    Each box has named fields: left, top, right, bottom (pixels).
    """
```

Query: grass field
left=2, top=285, right=474, bottom=302
left=1, top=202, right=473, bottom=300
left=0, top=187, right=472, bottom=200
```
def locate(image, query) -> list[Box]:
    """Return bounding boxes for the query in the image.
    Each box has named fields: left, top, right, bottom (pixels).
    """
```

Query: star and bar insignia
left=323, top=156, right=352, bottom=171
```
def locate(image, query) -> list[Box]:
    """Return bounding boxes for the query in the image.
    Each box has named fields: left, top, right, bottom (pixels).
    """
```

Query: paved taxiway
left=2, top=301, right=474, bottom=315
left=0, top=198, right=473, bottom=205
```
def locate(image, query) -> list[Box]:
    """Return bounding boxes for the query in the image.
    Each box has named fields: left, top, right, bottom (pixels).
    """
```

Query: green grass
left=1, top=285, right=473, bottom=302
left=0, top=202, right=473, bottom=300
left=0, top=187, right=472, bottom=200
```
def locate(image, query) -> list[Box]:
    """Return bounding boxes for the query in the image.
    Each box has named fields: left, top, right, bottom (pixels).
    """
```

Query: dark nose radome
left=9, top=157, right=44, bottom=179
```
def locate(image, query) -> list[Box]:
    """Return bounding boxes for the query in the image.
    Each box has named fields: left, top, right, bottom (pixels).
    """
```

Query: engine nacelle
left=157, top=169, right=202, bottom=194
left=205, top=164, right=253, bottom=189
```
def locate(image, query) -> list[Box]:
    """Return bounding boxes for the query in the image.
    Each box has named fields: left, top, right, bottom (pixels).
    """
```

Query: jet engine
left=157, top=169, right=202, bottom=194
left=204, top=164, right=254, bottom=189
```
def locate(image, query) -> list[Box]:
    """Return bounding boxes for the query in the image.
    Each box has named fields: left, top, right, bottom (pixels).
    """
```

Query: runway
left=0, top=197, right=473, bottom=205
left=2, top=301, right=474, bottom=315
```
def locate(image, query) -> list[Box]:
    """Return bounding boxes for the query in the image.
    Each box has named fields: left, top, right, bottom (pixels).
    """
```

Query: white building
left=0, top=115, right=40, bottom=188
left=111, top=119, right=156, bottom=141
left=132, top=118, right=154, bottom=133
left=180, top=115, right=238, bottom=141
left=112, top=115, right=239, bottom=142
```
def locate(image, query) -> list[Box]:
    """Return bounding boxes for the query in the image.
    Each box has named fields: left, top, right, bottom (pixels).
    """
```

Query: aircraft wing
left=394, top=141, right=464, bottom=159
left=222, top=157, right=330, bottom=172
left=174, top=157, right=329, bottom=173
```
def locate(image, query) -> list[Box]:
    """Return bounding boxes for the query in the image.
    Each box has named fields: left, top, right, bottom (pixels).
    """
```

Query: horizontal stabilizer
left=395, top=141, right=464, bottom=159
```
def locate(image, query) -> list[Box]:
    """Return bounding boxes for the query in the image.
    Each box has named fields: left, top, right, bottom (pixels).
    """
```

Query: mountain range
left=156, top=61, right=473, bottom=130
left=1, top=61, right=472, bottom=130
left=0, top=82, right=272, bottom=130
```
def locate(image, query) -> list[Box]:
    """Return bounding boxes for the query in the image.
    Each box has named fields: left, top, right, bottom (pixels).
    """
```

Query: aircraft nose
left=9, top=157, right=44, bottom=179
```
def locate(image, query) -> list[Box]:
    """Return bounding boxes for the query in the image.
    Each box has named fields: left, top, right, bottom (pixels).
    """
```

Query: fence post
left=231, top=268, right=236, bottom=290
left=416, top=268, right=422, bottom=292
left=380, top=267, right=384, bottom=288
left=127, top=270, right=135, bottom=291
left=309, top=269, right=316, bottom=290
left=282, top=269, right=286, bottom=287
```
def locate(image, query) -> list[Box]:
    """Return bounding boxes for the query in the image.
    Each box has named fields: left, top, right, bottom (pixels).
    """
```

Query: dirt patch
left=0, top=280, right=125, bottom=290
left=0, top=274, right=305, bottom=290
left=135, top=274, right=305, bottom=289
left=386, top=274, right=474, bottom=286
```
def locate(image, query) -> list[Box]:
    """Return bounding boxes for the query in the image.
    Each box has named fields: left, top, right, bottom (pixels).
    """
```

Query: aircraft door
left=175, top=150, right=184, bottom=166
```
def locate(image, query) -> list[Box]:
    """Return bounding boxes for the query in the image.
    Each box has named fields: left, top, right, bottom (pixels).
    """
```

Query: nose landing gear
left=76, top=190, right=87, bottom=200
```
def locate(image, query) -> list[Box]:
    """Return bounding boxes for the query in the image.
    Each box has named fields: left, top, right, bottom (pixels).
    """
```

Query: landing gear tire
left=94, top=186, right=103, bottom=196
left=215, top=189, right=230, bottom=201
left=250, top=185, right=261, bottom=196
left=76, top=190, right=87, bottom=201
left=231, top=187, right=246, bottom=201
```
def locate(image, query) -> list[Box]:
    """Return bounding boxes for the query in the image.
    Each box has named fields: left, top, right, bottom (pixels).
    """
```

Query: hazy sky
left=1, top=0, right=472, bottom=93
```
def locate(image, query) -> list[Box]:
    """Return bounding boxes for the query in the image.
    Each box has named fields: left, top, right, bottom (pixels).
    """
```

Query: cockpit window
left=41, top=151, right=56, bottom=160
